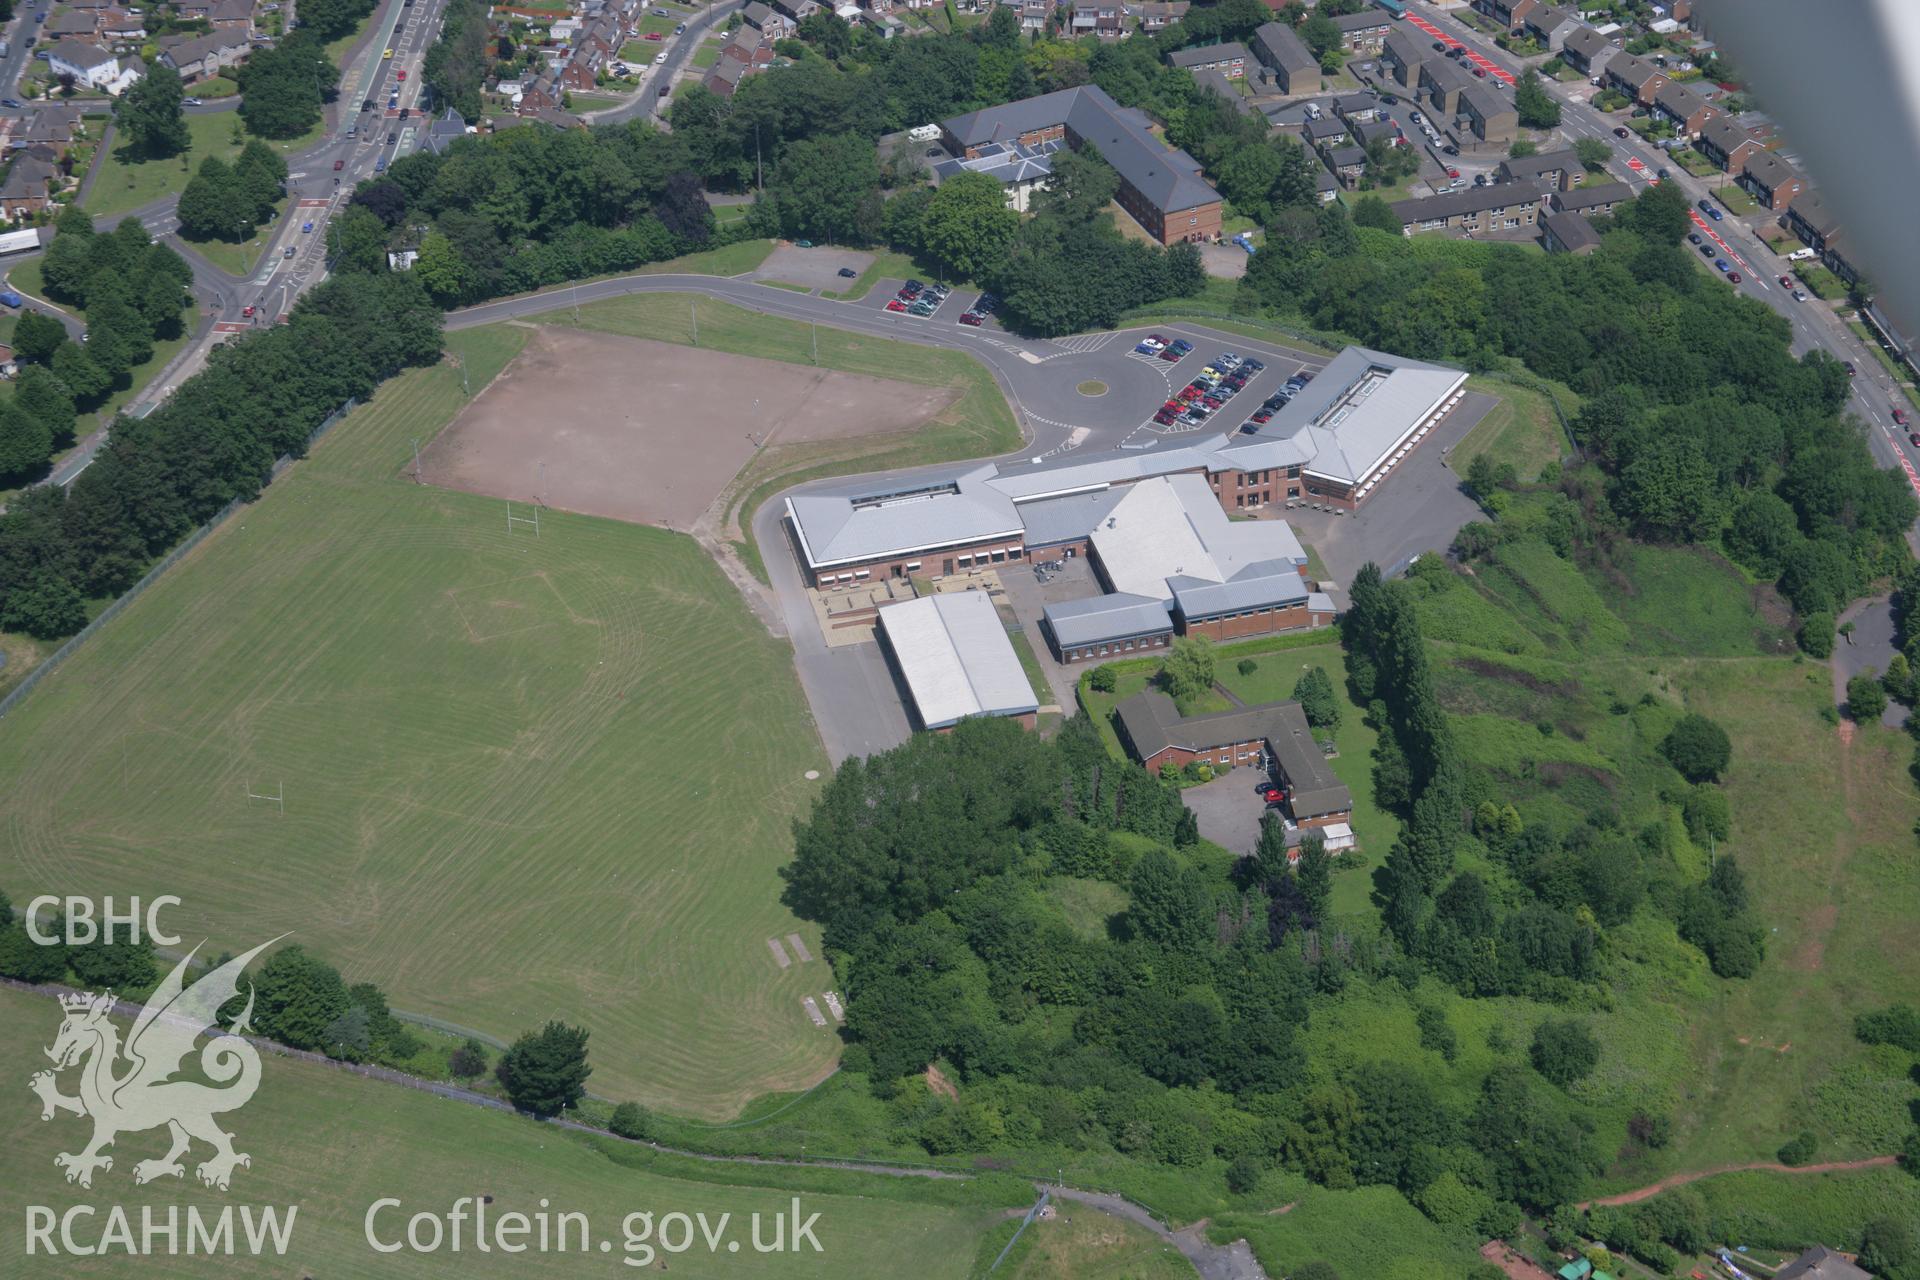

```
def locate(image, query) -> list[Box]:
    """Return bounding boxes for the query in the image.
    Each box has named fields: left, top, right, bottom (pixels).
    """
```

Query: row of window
left=1068, top=634, right=1169, bottom=661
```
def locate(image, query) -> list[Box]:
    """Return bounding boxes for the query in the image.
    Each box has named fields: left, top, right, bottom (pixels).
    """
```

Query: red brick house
left=1114, top=690, right=1355, bottom=829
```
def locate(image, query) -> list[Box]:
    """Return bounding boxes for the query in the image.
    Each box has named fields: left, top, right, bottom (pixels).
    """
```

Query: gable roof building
left=876, top=590, right=1038, bottom=731
left=1651, top=78, right=1718, bottom=136
left=1115, top=690, right=1354, bottom=822
left=1541, top=208, right=1601, bottom=254
left=1329, top=8, right=1392, bottom=52
left=1498, top=146, right=1582, bottom=190
left=1696, top=114, right=1765, bottom=171
left=1560, top=25, right=1619, bottom=75
left=1774, top=1247, right=1871, bottom=1280
left=1168, top=41, right=1249, bottom=77
left=941, top=85, right=1222, bottom=244
left=1380, top=26, right=1427, bottom=87
left=1251, top=21, right=1318, bottom=93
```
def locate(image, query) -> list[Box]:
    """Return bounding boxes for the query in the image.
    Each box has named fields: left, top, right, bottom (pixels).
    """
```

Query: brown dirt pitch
left=420, top=327, right=959, bottom=529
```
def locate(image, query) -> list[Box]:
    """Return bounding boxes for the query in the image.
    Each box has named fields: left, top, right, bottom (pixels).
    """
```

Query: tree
left=1301, top=13, right=1341, bottom=60
left=327, top=206, right=390, bottom=274
left=774, top=133, right=881, bottom=244
left=1776, top=1130, right=1817, bottom=1167
left=1798, top=609, right=1836, bottom=658
left=1350, top=194, right=1401, bottom=234
left=1573, top=137, right=1612, bottom=171
left=1682, top=784, right=1730, bottom=844
left=176, top=156, right=254, bottom=242
left=1295, top=831, right=1332, bottom=923
left=13, top=310, right=68, bottom=364
left=237, top=33, right=337, bottom=140
left=1530, top=1018, right=1599, bottom=1087
left=1088, top=664, right=1117, bottom=693
left=609, top=1101, right=656, bottom=1140
left=1292, top=665, right=1342, bottom=730
left=0, top=403, right=52, bottom=481
left=1661, top=713, right=1731, bottom=782
left=1514, top=70, right=1561, bottom=128
left=1161, top=635, right=1216, bottom=704
left=917, top=171, right=1018, bottom=282
left=651, top=171, right=712, bottom=245
left=411, top=230, right=474, bottom=306
left=1225, top=1153, right=1263, bottom=1194
left=1508, top=138, right=1538, bottom=159
left=248, top=945, right=351, bottom=1051
left=51, top=341, right=110, bottom=405
left=1847, top=669, right=1888, bottom=723
left=1860, top=1217, right=1917, bottom=1278
left=448, top=1037, right=490, bottom=1077
left=496, top=1020, right=593, bottom=1116
left=113, top=63, right=190, bottom=159
left=67, top=936, right=157, bottom=990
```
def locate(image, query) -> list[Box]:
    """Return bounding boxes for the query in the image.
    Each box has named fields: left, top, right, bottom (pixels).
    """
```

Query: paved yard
left=1180, top=770, right=1278, bottom=857
left=994, top=555, right=1102, bottom=708
left=754, top=244, right=874, bottom=292
left=1200, top=243, right=1250, bottom=279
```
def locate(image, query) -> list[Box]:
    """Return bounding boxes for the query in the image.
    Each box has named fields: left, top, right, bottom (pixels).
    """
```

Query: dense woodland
left=780, top=563, right=1769, bottom=1239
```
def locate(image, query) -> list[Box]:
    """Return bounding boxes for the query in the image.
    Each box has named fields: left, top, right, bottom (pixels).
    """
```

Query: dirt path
left=1577, top=1155, right=1898, bottom=1208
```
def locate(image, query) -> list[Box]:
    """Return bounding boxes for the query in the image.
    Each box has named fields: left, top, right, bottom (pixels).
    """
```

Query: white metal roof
left=1089, top=474, right=1307, bottom=603
left=877, top=591, right=1038, bottom=730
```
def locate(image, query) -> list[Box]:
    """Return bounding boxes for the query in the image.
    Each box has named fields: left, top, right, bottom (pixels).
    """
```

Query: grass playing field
left=0, top=985, right=1017, bottom=1278
left=0, top=324, right=842, bottom=1119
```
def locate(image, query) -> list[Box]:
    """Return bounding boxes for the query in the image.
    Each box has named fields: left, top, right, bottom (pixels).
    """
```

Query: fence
left=0, top=397, right=357, bottom=723
left=986, top=1188, right=1051, bottom=1273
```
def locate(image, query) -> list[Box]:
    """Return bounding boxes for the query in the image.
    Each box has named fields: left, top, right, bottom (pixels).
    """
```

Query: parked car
left=644, top=30, right=663, bottom=39
left=885, top=299, right=907, bottom=312
left=1844, top=361, right=1857, bottom=376
left=1613, top=126, right=1630, bottom=138
left=1714, top=258, right=1729, bottom=272
left=675, top=21, right=686, bottom=31
left=1699, top=242, right=1715, bottom=256
left=397, top=69, right=407, bottom=80
left=837, top=266, right=857, bottom=278
left=1657, top=167, right=1669, bottom=179
left=1792, top=288, right=1807, bottom=302
left=1910, top=432, right=1920, bottom=448
left=1894, top=408, right=1909, bottom=425
left=0, top=99, right=21, bottom=110
left=1442, top=142, right=1459, bottom=155
left=1153, top=409, right=1177, bottom=425
left=1727, top=272, right=1741, bottom=284
left=1688, top=232, right=1702, bottom=245
left=959, top=312, right=982, bottom=326
left=0, top=290, right=21, bottom=308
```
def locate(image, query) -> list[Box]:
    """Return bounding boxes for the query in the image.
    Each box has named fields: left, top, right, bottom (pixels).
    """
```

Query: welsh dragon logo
left=29, top=938, right=280, bottom=1191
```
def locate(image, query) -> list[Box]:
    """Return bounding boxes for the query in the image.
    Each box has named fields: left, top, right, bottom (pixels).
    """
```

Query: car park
left=959, top=312, right=983, bottom=326
left=837, top=266, right=858, bottom=278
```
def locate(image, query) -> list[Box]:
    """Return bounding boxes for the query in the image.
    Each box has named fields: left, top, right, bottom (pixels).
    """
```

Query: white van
left=1787, top=247, right=1817, bottom=262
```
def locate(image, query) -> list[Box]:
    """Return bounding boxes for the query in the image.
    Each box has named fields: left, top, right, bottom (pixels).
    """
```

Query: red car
left=1909, top=432, right=1920, bottom=448
left=958, top=312, right=982, bottom=326
left=1153, top=409, right=1177, bottom=425
left=242, top=305, right=255, bottom=317
left=1728, top=272, right=1742, bottom=284
left=1158, top=348, right=1182, bottom=361
left=1895, top=408, right=1910, bottom=425
left=1845, top=361, right=1858, bottom=376
left=644, top=30, right=663, bottom=39
left=1251, top=410, right=1273, bottom=424
left=1779, top=274, right=1793, bottom=288
left=1263, top=787, right=1284, bottom=805
left=885, top=299, right=907, bottom=312
left=333, top=159, right=345, bottom=170
left=1447, top=167, right=1461, bottom=179
left=397, top=69, right=407, bottom=80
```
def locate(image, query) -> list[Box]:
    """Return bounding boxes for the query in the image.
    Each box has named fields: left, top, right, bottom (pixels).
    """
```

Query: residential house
left=1774, top=1247, right=1870, bottom=1280
left=1736, top=149, right=1803, bottom=211
left=1549, top=179, right=1629, bottom=215
left=704, top=55, right=750, bottom=96
left=1604, top=51, right=1668, bottom=104
left=1380, top=26, right=1426, bottom=89
left=741, top=1, right=795, bottom=37
left=1541, top=208, right=1600, bottom=254
left=1303, top=115, right=1350, bottom=151
left=1133, top=1, right=1188, bottom=33
left=1333, top=91, right=1379, bottom=124
left=1323, top=143, right=1366, bottom=187
left=1498, top=146, right=1582, bottom=190
left=1417, top=54, right=1475, bottom=117
left=940, top=85, right=1223, bottom=244
left=47, top=40, right=140, bottom=94
left=1651, top=79, right=1717, bottom=137
left=1560, top=26, right=1619, bottom=76
left=1695, top=114, right=1765, bottom=171
left=1786, top=187, right=1841, bottom=253
left=1330, top=9, right=1391, bottom=54
left=1350, top=118, right=1399, bottom=151
left=515, top=73, right=560, bottom=114
left=1169, top=42, right=1249, bottom=79
left=206, top=0, right=253, bottom=32
left=1251, top=21, right=1317, bottom=94
left=1473, top=0, right=1537, bottom=30
left=420, top=107, right=472, bottom=156
left=5, top=104, right=84, bottom=158
left=1457, top=82, right=1517, bottom=147
left=1312, top=158, right=1338, bottom=203
left=98, top=8, right=145, bottom=39
left=1521, top=3, right=1579, bottom=50
left=0, top=154, right=58, bottom=222
left=1070, top=0, right=1124, bottom=37
left=155, top=32, right=249, bottom=83
left=721, top=28, right=773, bottom=66
left=769, top=0, right=821, bottom=21
left=46, top=10, right=100, bottom=39
left=1014, top=0, right=1048, bottom=32
left=1392, top=181, right=1548, bottom=235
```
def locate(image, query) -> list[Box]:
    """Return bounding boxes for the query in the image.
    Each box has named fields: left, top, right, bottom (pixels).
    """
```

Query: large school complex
left=784, top=345, right=1468, bottom=662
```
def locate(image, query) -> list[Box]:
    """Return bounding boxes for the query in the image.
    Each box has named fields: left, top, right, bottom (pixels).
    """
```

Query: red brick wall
left=1056, top=630, right=1171, bottom=663
left=1183, top=601, right=1312, bottom=643
left=809, top=536, right=1029, bottom=588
